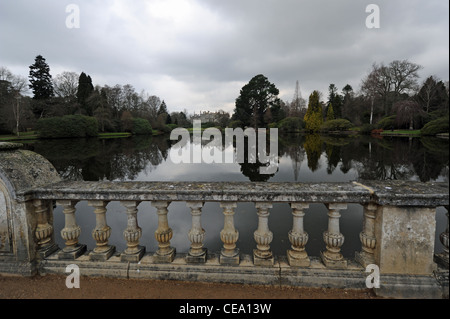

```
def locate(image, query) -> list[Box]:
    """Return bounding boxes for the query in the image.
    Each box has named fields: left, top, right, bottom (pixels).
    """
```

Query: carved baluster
left=152, top=201, right=175, bottom=263
left=57, top=200, right=86, bottom=259
left=121, top=201, right=145, bottom=262
left=34, top=199, right=58, bottom=258
left=253, top=202, right=274, bottom=266
left=321, top=203, right=347, bottom=269
left=435, top=206, right=449, bottom=268
left=287, top=203, right=310, bottom=267
left=186, top=201, right=207, bottom=263
left=219, top=202, right=239, bottom=265
left=356, top=203, right=378, bottom=267
left=88, top=200, right=115, bottom=261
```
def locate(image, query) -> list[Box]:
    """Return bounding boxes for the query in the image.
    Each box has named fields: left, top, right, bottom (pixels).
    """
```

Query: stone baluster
left=56, top=200, right=86, bottom=259
left=435, top=206, right=449, bottom=268
left=356, top=203, right=378, bottom=267
left=152, top=201, right=175, bottom=263
left=88, top=200, right=115, bottom=261
left=186, top=201, right=207, bottom=263
left=121, top=201, right=145, bottom=262
left=219, top=202, right=239, bottom=265
left=33, top=199, right=58, bottom=258
left=253, top=202, right=274, bottom=266
left=287, top=203, right=310, bottom=267
left=321, top=203, right=347, bottom=269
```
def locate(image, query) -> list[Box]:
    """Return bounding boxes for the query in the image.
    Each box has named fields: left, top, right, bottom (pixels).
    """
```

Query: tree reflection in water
left=24, top=133, right=448, bottom=183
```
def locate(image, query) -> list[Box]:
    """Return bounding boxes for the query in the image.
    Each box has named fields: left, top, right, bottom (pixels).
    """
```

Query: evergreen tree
left=327, top=84, right=343, bottom=118
left=76, top=72, right=94, bottom=115
left=28, top=55, right=54, bottom=99
left=158, top=100, right=168, bottom=115
left=304, top=91, right=323, bottom=132
left=233, top=74, right=280, bottom=128
left=326, top=103, right=335, bottom=121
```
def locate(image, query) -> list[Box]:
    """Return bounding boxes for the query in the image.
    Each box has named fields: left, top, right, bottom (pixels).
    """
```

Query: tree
left=53, top=71, right=79, bottom=100
left=326, top=103, right=335, bottom=121
left=361, top=60, right=422, bottom=117
left=233, top=74, right=281, bottom=128
left=389, top=59, right=422, bottom=97
left=158, top=100, right=168, bottom=115
left=28, top=55, right=54, bottom=100
left=392, top=100, right=422, bottom=130
left=327, top=84, right=342, bottom=118
left=76, top=72, right=94, bottom=114
left=416, top=76, right=449, bottom=114
left=304, top=91, right=323, bottom=132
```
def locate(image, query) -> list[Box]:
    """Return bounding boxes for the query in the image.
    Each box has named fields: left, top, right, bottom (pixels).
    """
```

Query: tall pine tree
left=28, top=55, right=54, bottom=99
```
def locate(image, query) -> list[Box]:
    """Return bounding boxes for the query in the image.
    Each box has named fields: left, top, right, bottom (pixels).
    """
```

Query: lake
left=24, top=133, right=449, bottom=259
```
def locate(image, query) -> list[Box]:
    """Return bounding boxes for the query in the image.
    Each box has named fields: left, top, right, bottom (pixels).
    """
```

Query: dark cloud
left=1, top=0, right=448, bottom=112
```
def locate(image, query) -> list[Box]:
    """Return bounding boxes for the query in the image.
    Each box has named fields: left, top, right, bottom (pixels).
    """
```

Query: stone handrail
left=0, top=142, right=449, bottom=298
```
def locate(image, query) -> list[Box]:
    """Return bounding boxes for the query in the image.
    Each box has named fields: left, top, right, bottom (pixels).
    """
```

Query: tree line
left=231, top=60, right=448, bottom=135
left=1, top=55, right=449, bottom=136
left=0, top=55, right=191, bottom=135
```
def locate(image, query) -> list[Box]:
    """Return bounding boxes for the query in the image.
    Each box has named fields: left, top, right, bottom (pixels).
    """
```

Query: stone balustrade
left=0, top=142, right=449, bottom=298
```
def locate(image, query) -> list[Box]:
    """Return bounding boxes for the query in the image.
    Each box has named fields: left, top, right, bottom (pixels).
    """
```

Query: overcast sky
left=0, top=0, right=448, bottom=114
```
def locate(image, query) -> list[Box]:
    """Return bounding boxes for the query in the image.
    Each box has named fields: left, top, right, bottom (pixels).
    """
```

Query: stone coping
left=29, top=180, right=448, bottom=207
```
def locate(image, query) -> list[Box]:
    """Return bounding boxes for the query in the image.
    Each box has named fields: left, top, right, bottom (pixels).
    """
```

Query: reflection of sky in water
left=51, top=138, right=448, bottom=258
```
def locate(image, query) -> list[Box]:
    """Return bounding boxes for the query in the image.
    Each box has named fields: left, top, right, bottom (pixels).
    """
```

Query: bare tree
left=53, top=71, right=79, bottom=99
left=389, top=59, right=422, bottom=96
left=361, top=60, right=422, bottom=118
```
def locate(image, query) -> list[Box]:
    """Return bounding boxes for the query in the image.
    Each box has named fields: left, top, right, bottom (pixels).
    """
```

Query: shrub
left=320, top=119, right=354, bottom=131
left=360, top=123, right=376, bottom=135
left=36, top=115, right=98, bottom=138
left=376, top=115, right=396, bottom=130
left=131, top=118, right=153, bottom=135
left=421, top=117, right=449, bottom=136
left=277, top=117, right=303, bottom=132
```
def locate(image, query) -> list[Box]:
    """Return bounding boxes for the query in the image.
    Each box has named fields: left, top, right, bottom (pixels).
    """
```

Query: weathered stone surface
left=30, top=181, right=374, bottom=204
left=375, top=205, right=437, bottom=275
left=0, top=143, right=61, bottom=275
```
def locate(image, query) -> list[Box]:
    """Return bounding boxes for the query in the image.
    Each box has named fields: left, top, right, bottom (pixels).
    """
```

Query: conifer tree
left=326, top=103, right=335, bottom=121
left=77, top=72, right=94, bottom=114
left=304, top=91, right=323, bottom=132
left=28, top=55, right=54, bottom=99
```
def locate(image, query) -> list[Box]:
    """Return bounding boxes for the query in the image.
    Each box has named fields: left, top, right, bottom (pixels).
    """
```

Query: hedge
left=320, top=119, right=354, bottom=131
left=36, top=115, right=98, bottom=138
left=421, top=117, right=449, bottom=136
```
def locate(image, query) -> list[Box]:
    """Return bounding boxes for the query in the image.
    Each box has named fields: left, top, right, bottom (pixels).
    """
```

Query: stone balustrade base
left=33, top=250, right=448, bottom=299
left=58, top=244, right=87, bottom=260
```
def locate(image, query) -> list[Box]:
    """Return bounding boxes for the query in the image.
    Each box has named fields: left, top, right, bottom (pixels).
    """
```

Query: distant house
left=191, top=110, right=229, bottom=123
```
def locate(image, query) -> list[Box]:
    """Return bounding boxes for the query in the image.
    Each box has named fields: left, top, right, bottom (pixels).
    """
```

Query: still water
left=25, top=133, right=449, bottom=258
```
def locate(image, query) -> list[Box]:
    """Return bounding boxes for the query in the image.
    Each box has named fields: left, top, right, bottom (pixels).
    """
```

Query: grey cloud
left=0, top=0, right=448, bottom=112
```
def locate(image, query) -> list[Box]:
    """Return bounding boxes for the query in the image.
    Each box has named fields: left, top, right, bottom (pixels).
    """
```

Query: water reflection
left=26, top=134, right=449, bottom=183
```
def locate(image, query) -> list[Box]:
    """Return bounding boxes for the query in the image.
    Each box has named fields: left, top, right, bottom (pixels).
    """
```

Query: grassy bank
left=0, top=130, right=162, bottom=142
left=380, top=130, right=422, bottom=137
